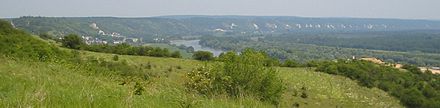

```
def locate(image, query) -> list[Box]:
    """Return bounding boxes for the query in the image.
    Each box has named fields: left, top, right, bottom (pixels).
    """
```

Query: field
left=0, top=50, right=402, bottom=107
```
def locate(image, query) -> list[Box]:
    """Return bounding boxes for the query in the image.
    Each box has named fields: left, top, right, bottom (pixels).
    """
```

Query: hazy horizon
left=2, top=0, right=440, bottom=20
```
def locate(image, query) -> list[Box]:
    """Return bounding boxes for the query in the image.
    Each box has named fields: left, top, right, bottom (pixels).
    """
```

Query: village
left=81, top=23, right=144, bottom=45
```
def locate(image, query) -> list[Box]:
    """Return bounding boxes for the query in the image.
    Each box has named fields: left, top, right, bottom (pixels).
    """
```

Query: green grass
left=278, top=68, right=401, bottom=107
left=0, top=50, right=403, bottom=107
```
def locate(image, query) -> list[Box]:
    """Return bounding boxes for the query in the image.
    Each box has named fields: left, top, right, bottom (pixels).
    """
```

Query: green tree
left=282, top=59, right=300, bottom=67
left=113, top=43, right=131, bottom=55
left=62, top=34, right=85, bottom=49
left=39, top=33, right=55, bottom=40
left=171, top=51, right=182, bottom=58
left=217, top=51, right=236, bottom=62
left=193, top=51, right=214, bottom=61
left=161, top=48, right=170, bottom=57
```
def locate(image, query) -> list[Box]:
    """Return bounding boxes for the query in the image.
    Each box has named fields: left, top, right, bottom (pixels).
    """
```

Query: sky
left=1, top=0, right=439, bottom=20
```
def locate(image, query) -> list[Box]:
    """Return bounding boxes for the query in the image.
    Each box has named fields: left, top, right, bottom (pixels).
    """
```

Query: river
left=170, top=40, right=224, bottom=56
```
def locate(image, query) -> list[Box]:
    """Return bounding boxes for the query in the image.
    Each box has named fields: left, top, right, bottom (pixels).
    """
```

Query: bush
left=171, top=51, right=182, bottom=58
left=193, top=51, right=214, bottom=61
left=186, top=49, right=284, bottom=105
left=39, top=33, right=55, bottom=40
left=62, top=34, right=85, bottom=49
left=282, top=59, right=301, bottom=67
left=134, top=82, right=144, bottom=95
left=113, top=55, right=119, bottom=61
left=300, top=92, right=308, bottom=99
left=185, top=66, right=216, bottom=95
left=176, top=65, right=182, bottom=69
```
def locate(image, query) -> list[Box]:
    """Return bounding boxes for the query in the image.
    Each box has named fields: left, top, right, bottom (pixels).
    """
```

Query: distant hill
left=9, top=16, right=440, bottom=38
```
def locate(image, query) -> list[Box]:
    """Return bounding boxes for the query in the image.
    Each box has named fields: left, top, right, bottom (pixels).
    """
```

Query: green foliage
left=38, top=33, right=56, bottom=40
left=186, top=49, right=284, bottom=105
left=192, top=51, right=214, bottom=61
left=62, top=34, right=85, bottom=49
left=0, top=20, right=69, bottom=61
left=315, top=60, right=440, bottom=108
left=217, top=51, right=236, bottom=62
left=264, top=58, right=281, bottom=67
left=148, top=43, right=193, bottom=58
left=402, top=64, right=423, bottom=74
left=112, top=55, right=119, bottom=61
left=185, top=66, right=215, bottom=95
left=171, top=51, right=182, bottom=58
left=282, top=59, right=301, bottom=67
left=84, top=43, right=179, bottom=58
left=134, top=82, right=144, bottom=95
left=300, top=92, right=308, bottom=99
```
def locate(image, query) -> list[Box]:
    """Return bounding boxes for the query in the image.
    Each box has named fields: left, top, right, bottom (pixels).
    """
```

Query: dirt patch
left=419, top=67, right=440, bottom=74
left=360, top=58, right=384, bottom=64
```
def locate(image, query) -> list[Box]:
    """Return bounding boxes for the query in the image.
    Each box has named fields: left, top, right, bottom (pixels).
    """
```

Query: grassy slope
left=0, top=48, right=403, bottom=108
left=279, top=68, right=401, bottom=107
left=85, top=51, right=403, bottom=107
left=0, top=56, right=272, bottom=108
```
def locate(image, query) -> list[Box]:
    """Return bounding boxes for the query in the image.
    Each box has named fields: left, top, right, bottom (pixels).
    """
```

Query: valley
left=1, top=16, right=440, bottom=107
left=2, top=0, right=440, bottom=107
left=9, top=16, right=440, bottom=67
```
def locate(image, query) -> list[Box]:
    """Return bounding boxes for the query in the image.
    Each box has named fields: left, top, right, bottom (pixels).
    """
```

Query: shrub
left=171, top=51, right=182, bottom=58
left=185, top=49, right=284, bottom=105
left=168, top=67, right=174, bottom=72
left=134, top=82, right=144, bottom=95
left=282, top=59, right=301, bottom=67
left=113, top=55, right=119, bottom=61
left=185, top=66, right=216, bottom=95
left=193, top=51, right=214, bottom=61
left=38, top=33, right=55, bottom=40
left=61, top=34, right=85, bottom=50
left=176, top=65, right=182, bottom=69
left=145, top=62, right=152, bottom=69
left=300, top=92, right=308, bottom=98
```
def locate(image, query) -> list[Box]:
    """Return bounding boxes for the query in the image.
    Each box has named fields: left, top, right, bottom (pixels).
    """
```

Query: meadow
left=0, top=51, right=402, bottom=107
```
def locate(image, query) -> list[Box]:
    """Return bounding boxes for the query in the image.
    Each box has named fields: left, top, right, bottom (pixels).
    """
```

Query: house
left=214, top=28, right=225, bottom=32
left=113, top=41, right=123, bottom=44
